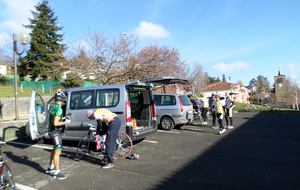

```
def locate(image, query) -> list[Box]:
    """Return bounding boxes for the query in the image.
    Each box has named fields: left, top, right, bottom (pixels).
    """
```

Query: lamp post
left=229, top=76, right=232, bottom=95
left=13, top=32, right=31, bottom=120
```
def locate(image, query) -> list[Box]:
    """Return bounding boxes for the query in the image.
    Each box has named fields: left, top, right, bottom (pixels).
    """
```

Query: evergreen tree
left=222, top=74, right=226, bottom=82
left=19, top=0, right=66, bottom=81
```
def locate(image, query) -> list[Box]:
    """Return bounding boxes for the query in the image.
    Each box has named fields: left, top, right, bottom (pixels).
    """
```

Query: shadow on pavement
left=151, top=112, right=300, bottom=190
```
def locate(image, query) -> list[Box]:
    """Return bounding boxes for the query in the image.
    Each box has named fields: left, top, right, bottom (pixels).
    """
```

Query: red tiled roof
left=203, top=81, right=236, bottom=90
left=62, top=66, right=80, bottom=72
left=286, top=99, right=298, bottom=106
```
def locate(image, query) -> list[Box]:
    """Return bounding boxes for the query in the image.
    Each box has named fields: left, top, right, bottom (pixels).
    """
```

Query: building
left=202, top=81, right=250, bottom=103
left=274, top=71, right=287, bottom=103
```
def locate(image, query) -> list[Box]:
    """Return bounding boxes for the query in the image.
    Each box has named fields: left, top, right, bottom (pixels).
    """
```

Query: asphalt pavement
left=2, top=112, right=300, bottom=190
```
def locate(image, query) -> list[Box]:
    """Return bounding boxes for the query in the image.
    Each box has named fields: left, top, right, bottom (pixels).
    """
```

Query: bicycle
left=261, top=104, right=280, bottom=112
left=76, top=123, right=133, bottom=160
left=243, top=104, right=257, bottom=112
left=0, top=141, right=16, bottom=190
left=260, top=104, right=271, bottom=112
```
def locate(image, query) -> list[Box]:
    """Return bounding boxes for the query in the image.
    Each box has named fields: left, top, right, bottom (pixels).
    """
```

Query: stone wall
left=0, top=96, right=52, bottom=120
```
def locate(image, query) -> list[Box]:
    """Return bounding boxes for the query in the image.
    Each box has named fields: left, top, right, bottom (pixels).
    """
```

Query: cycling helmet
left=216, top=94, right=221, bottom=98
left=212, top=92, right=216, bottom=96
left=55, top=91, right=66, bottom=102
left=200, top=93, right=204, bottom=97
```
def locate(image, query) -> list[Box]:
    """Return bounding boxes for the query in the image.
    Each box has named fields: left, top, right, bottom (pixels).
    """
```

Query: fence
left=5, top=80, right=99, bottom=93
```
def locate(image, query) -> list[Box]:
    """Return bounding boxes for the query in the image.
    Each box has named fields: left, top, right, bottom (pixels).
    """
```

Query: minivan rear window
left=179, top=95, right=192, bottom=106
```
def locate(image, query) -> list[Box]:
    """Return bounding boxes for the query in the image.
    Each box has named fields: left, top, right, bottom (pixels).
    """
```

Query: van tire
left=160, top=117, right=174, bottom=131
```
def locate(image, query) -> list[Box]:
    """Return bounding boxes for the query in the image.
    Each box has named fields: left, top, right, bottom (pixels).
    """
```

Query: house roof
left=62, top=66, right=80, bottom=72
left=203, top=81, right=236, bottom=90
left=286, top=99, right=298, bottom=106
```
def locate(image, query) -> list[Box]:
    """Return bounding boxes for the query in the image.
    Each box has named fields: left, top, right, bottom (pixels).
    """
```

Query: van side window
left=70, top=90, right=94, bottom=110
left=161, top=95, right=176, bottom=105
left=96, top=89, right=119, bottom=108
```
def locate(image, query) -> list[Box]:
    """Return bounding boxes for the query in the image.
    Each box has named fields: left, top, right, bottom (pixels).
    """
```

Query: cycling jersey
left=199, top=98, right=209, bottom=108
left=94, top=109, right=118, bottom=126
left=49, top=104, right=63, bottom=131
left=213, top=101, right=223, bottom=114
left=225, top=96, right=234, bottom=109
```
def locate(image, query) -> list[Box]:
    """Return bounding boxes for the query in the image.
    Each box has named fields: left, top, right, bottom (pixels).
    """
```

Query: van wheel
left=161, top=117, right=174, bottom=130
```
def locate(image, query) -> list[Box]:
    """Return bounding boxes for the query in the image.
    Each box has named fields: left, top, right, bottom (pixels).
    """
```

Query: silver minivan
left=26, top=77, right=188, bottom=141
left=154, top=93, right=193, bottom=130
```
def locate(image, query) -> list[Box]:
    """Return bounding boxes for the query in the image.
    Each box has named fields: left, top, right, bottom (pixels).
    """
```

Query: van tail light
left=125, top=101, right=131, bottom=125
left=151, top=100, right=156, bottom=120
left=178, top=97, right=183, bottom=112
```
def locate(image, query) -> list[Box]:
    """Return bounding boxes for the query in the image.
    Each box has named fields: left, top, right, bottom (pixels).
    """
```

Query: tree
left=208, top=76, right=221, bottom=84
left=222, top=74, right=226, bottom=82
left=286, top=76, right=300, bottom=110
left=255, top=75, right=270, bottom=93
left=19, top=0, right=66, bottom=81
left=136, top=44, right=188, bottom=80
left=249, top=78, right=256, bottom=86
left=0, top=74, right=9, bottom=85
left=67, top=30, right=189, bottom=85
left=187, top=62, right=209, bottom=96
left=63, top=72, right=85, bottom=88
left=237, top=80, right=243, bottom=86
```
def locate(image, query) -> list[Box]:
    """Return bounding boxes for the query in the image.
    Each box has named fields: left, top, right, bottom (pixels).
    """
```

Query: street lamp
left=13, top=32, right=31, bottom=120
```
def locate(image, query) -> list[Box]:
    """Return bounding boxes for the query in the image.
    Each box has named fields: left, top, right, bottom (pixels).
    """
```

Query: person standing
left=199, top=94, right=209, bottom=125
left=212, top=94, right=226, bottom=135
left=46, top=91, right=70, bottom=180
left=224, top=92, right=235, bottom=129
left=86, top=109, right=121, bottom=169
left=210, top=92, right=218, bottom=129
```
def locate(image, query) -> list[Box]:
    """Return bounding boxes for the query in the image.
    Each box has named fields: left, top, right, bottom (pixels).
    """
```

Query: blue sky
left=0, top=0, right=299, bottom=86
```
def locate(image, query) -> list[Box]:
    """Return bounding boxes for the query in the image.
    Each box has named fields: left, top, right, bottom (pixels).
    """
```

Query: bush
left=0, top=75, right=10, bottom=85
left=63, top=72, right=85, bottom=88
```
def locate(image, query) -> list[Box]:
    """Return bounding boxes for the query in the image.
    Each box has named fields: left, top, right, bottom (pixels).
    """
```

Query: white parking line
left=142, top=140, right=157, bottom=143
left=157, top=130, right=180, bottom=134
left=8, top=141, right=77, bottom=154
left=16, top=183, right=38, bottom=190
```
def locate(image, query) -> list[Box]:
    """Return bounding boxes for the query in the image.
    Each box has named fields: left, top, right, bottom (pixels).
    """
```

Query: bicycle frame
left=77, top=123, right=133, bottom=160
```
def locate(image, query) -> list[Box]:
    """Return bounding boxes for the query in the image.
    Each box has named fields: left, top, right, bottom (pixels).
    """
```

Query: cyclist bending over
left=86, top=109, right=121, bottom=169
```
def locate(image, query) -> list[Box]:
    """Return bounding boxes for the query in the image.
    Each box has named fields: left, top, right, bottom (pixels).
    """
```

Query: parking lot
left=3, top=112, right=300, bottom=190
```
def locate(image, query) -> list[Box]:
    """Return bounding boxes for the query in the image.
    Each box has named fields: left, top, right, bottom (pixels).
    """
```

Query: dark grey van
left=26, top=77, right=188, bottom=141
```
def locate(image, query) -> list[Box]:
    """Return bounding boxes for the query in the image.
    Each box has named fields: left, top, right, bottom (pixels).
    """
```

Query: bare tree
left=286, top=76, right=300, bottom=110
left=135, top=44, right=188, bottom=80
left=66, top=30, right=140, bottom=85
left=187, top=62, right=209, bottom=96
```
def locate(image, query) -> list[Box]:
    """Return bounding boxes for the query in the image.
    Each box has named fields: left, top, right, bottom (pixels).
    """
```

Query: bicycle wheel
left=113, top=132, right=133, bottom=159
left=1, top=162, right=16, bottom=190
left=76, top=133, right=91, bottom=159
left=243, top=106, right=249, bottom=112
left=272, top=106, right=280, bottom=112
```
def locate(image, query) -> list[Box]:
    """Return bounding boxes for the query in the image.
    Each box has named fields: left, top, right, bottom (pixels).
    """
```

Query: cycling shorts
left=49, top=130, right=62, bottom=150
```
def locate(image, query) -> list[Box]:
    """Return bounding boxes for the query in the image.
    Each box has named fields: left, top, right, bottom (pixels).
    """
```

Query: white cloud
left=132, top=21, right=170, bottom=39
left=0, top=0, right=38, bottom=33
left=287, top=63, right=296, bottom=69
left=211, top=61, right=252, bottom=73
left=0, top=31, right=12, bottom=45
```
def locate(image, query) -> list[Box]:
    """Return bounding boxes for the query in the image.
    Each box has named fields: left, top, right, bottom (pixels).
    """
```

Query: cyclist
left=46, top=91, right=70, bottom=180
left=224, top=92, right=235, bottom=129
left=210, top=92, right=218, bottom=129
left=212, top=94, right=226, bottom=135
left=86, top=109, right=121, bottom=169
left=199, top=94, right=209, bottom=125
